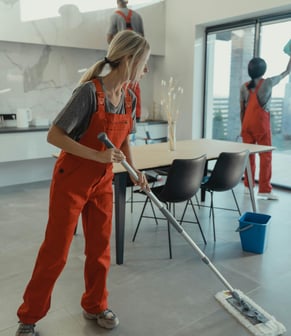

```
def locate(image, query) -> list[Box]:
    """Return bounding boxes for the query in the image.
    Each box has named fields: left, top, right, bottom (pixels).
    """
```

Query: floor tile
left=0, top=180, right=290, bottom=336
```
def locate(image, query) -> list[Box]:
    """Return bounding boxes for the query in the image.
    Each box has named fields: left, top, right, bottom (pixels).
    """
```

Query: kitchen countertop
left=137, top=120, right=167, bottom=124
left=0, top=126, right=49, bottom=134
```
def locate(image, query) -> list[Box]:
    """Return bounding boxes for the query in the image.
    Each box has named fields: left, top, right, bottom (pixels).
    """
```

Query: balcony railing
left=212, top=97, right=284, bottom=140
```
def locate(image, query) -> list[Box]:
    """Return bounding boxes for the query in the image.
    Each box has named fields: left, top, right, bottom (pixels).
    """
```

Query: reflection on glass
left=20, top=0, right=164, bottom=21
left=205, top=26, right=255, bottom=141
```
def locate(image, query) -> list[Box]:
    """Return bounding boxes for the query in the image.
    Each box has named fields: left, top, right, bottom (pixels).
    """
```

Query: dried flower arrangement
left=160, top=77, right=184, bottom=150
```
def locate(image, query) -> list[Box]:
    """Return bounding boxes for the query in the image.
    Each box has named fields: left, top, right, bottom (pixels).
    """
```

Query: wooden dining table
left=112, top=138, right=275, bottom=264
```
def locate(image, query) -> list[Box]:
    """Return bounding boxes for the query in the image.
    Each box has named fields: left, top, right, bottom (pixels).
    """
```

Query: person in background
left=15, top=30, right=150, bottom=336
left=107, top=0, right=145, bottom=121
left=107, top=0, right=144, bottom=43
left=240, top=54, right=291, bottom=200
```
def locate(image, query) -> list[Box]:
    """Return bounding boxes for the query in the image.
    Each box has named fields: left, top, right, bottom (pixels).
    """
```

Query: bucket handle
left=235, top=224, right=253, bottom=232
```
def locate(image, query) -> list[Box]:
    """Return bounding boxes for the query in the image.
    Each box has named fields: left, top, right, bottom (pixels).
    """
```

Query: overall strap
left=124, top=87, right=132, bottom=115
left=246, top=78, right=264, bottom=92
left=254, top=78, right=264, bottom=93
left=94, top=78, right=132, bottom=116
left=93, top=79, right=105, bottom=113
left=115, top=9, right=133, bottom=30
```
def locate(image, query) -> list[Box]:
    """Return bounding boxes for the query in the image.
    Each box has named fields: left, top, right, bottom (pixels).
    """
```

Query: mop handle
left=97, top=132, right=165, bottom=211
left=97, top=132, right=235, bottom=293
left=97, top=132, right=139, bottom=182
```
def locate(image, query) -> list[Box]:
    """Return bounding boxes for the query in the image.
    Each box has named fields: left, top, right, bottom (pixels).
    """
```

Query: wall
left=0, top=1, right=165, bottom=55
left=0, top=41, right=101, bottom=123
left=162, top=0, right=291, bottom=140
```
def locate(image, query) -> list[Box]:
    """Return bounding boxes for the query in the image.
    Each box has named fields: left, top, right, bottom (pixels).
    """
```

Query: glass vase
left=168, top=121, right=177, bottom=151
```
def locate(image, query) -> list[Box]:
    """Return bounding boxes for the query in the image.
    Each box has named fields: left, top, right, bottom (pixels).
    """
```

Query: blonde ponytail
left=79, top=60, right=106, bottom=84
left=79, top=30, right=150, bottom=84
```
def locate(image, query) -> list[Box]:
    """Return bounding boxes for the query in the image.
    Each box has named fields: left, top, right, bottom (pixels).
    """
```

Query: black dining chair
left=200, top=150, right=249, bottom=242
left=132, top=155, right=207, bottom=259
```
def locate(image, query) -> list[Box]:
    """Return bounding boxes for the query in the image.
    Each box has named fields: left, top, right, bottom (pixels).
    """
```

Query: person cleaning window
left=240, top=51, right=291, bottom=200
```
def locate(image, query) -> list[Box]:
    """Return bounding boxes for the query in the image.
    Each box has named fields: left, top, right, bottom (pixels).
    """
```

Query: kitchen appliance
left=16, top=108, right=32, bottom=128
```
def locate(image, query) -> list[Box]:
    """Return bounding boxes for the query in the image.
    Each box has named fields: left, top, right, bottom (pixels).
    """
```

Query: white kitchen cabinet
left=132, top=121, right=168, bottom=146
left=0, top=122, right=167, bottom=187
left=0, top=128, right=57, bottom=187
left=0, top=131, right=57, bottom=163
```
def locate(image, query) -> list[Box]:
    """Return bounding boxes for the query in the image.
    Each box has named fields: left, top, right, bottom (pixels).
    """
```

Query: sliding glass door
left=204, top=15, right=291, bottom=188
left=205, top=25, right=255, bottom=141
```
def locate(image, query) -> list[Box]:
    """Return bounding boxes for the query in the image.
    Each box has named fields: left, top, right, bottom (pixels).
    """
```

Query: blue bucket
left=237, top=212, right=271, bottom=254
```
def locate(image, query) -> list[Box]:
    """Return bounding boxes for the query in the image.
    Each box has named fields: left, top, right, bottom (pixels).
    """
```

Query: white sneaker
left=83, top=309, right=119, bottom=329
left=257, top=192, right=279, bottom=200
left=15, top=323, right=35, bottom=336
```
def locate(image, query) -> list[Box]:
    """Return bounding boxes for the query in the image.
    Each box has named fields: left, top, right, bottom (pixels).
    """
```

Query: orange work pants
left=17, top=163, right=113, bottom=324
left=242, top=130, right=272, bottom=193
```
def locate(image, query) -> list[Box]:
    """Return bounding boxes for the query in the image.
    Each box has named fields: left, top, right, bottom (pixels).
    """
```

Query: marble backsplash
left=0, top=40, right=105, bottom=124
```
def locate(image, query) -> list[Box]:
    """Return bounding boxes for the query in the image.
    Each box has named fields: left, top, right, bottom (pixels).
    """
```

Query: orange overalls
left=17, top=79, right=132, bottom=324
left=116, top=9, right=142, bottom=120
left=241, top=79, right=272, bottom=193
left=128, top=82, right=141, bottom=120
left=115, top=9, right=133, bottom=30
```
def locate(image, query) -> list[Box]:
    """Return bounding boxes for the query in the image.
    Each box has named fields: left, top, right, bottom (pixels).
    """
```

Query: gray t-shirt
left=240, top=74, right=284, bottom=112
left=53, top=80, right=136, bottom=141
left=108, top=8, right=144, bottom=37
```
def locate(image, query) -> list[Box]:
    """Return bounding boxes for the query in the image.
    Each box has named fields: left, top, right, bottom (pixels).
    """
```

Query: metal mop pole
left=98, top=132, right=286, bottom=336
left=97, top=132, right=234, bottom=291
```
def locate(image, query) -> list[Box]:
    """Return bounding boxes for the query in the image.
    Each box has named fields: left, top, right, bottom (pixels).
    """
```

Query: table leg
left=200, top=160, right=208, bottom=202
left=114, top=172, right=128, bottom=265
left=246, top=159, right=256, bottom=212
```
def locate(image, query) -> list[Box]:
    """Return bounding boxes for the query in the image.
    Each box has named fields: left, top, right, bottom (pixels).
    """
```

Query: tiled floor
left=0, top=180, right=290, bottom=336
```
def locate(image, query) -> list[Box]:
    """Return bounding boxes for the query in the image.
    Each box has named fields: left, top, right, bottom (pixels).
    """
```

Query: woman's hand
left=130, top=170, right=149, bottom=191
left=97, top=148, right=126, bottom=164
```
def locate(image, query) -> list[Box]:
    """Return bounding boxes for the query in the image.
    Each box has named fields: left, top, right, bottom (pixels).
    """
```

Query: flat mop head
left=215, top=289, right=286, bottom=336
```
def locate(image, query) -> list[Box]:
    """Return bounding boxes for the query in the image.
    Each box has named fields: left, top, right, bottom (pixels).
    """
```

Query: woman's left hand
left=131, top=170, right=149, bottom=191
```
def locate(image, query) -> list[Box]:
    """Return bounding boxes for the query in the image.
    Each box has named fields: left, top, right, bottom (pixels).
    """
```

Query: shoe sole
left=257, top=194, right=278, bottom=200
left=97, top=318, right=119, bottom=329
left=83, top=311, right=119, bottom=329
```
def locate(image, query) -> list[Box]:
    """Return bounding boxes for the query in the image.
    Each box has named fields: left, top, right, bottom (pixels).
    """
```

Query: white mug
left=16, top=108, right=32, bottom=128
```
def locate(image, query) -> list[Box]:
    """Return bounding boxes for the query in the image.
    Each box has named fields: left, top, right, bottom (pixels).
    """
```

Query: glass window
left=205, top=25, right=255, bottom=141
left=260, top=20, right=291, bottom=151
left=260, top=19, right=291, bottom=188
left=204, top=15, right=291, bottom=188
